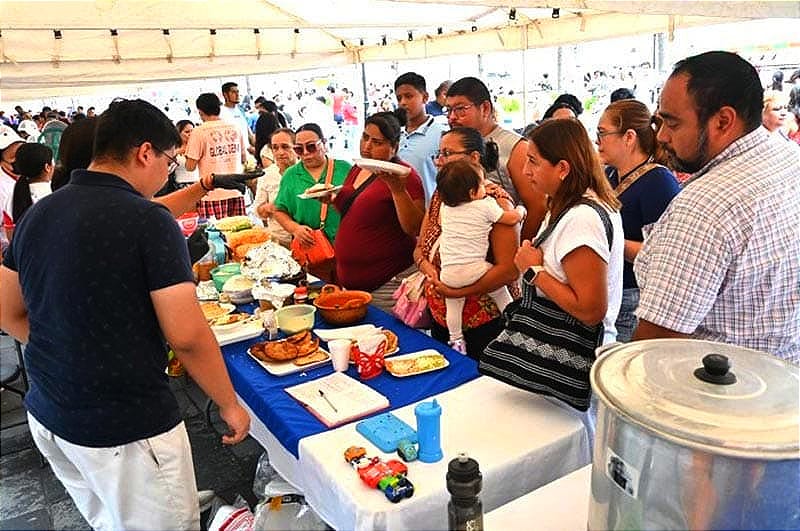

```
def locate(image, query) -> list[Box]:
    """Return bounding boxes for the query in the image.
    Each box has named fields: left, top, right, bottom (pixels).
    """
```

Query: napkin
left=357, top=333, right=387, bottom=355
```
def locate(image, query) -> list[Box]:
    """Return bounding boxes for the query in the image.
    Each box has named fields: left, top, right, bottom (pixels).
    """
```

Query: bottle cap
left=294, top=286, right=308, bottom=296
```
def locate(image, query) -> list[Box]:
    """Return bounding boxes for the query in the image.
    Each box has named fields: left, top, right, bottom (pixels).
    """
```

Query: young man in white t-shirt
left=437, top=160, right=525, bottom=353
left=185, top=93, right=247, bottom=219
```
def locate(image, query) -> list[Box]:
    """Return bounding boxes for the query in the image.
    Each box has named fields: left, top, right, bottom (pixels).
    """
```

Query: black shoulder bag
left=479, top=200, right=613, bottom=411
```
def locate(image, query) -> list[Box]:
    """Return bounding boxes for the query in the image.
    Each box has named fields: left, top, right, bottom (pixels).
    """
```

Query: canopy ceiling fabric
left=1, top=0, right=797, bottom=100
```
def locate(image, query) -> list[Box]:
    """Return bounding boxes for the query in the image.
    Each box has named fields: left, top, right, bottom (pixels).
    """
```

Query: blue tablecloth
left=221, top=305, right=479, bottom=458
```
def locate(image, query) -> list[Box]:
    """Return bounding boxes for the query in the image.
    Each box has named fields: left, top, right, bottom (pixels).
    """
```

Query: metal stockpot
left=588, top=339, right=800, bottom=530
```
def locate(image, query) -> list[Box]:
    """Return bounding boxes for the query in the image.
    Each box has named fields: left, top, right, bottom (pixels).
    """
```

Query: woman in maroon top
left=330, top=110, right=425, bottom=311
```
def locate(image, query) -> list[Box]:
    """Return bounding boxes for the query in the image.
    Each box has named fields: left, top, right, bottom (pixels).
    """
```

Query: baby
left=436, top=159, right=525, bottom=354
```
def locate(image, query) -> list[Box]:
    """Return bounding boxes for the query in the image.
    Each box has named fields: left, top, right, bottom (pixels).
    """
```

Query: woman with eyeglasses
left=311, top=111, right=425, bottom=310
left=253, top=128, right=297, bottom=247
left=596, top=99, right=679, bottom=341
left=445, top=76, right=546, bottom=241
left=272, top=123, right=351, bottom=281
left=414, top=127, right=520, bottom=359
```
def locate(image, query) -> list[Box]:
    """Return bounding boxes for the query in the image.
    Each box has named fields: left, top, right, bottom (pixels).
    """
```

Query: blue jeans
left=615, top=288, right=639, bottom=342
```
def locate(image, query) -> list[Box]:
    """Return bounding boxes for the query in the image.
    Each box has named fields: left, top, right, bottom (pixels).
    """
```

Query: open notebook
left=284, top=372, right=390, bottom=428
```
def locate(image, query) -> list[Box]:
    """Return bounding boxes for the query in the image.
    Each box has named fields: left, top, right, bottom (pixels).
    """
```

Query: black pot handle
left=694, top=354, right=737, bottom=385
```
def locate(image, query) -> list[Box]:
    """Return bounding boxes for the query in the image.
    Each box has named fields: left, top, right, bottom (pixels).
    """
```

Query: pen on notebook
left=318, top=389, right=338, bottom=413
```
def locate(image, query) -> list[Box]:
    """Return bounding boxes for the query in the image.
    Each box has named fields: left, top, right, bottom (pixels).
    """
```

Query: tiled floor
left=0, top=336, right=264, bottom=530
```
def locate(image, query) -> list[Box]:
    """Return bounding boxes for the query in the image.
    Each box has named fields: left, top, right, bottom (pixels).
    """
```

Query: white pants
left=28, top=413, right=200, bottom=531
left=441, top=261, right=512, bottom=341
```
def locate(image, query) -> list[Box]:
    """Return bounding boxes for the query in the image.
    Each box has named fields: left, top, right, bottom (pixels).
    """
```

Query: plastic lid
left=591, top=339, right=800, bottom=459
left=294, top=286, right=308, bottom=295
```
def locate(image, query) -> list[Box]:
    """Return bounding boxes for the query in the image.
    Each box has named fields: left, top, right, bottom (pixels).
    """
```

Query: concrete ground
left=0, top=334, right=264, bottom=530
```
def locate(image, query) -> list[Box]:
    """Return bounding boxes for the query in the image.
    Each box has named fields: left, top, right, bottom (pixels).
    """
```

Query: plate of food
left=201, top=301, right=236, bottom=321
left=247, top=330, right=331, bottom=376
left=385, top=349, right=449, bottom=377
left=297, top=184, right=344, bottom=199
left=353, top=158, right=411, bottom=176
left=210, top=312, right=256, bottom=332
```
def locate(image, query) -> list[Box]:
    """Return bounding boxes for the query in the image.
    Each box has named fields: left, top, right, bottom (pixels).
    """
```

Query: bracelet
left=199, top=177, right=212, bottom=191
left=415, top=254, right=424, bottom=268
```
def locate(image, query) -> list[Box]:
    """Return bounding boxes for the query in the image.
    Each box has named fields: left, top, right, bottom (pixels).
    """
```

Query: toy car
left=396, top=439, right=418, bottom=462
left=344, top=445, right=415, bottom=503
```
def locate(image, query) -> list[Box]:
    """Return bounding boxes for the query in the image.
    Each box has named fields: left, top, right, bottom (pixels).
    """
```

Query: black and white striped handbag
left=479, top=200, right=612, bottom=411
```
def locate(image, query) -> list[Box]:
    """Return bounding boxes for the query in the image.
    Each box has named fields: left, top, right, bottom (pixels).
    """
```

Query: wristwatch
left=523, top=265, right=545, bottom=285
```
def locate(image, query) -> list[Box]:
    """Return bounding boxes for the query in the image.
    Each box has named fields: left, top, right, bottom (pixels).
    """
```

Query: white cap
left=0, top=125, right=24, bottom=150
left=17, top=120, right=40, bottom=141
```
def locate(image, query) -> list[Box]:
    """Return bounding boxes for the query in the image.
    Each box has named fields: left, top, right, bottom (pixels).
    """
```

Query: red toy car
left=344, top=446, right=415, bottom=503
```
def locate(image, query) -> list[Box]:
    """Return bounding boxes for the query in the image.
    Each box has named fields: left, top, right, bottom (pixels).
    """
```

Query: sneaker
left=449, top=338, right=467, bottom=355
left=198, top=490, right=216, bottom=513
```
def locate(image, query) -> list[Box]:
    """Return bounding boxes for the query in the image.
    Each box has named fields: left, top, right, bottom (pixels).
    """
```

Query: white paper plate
left=214, top=321, right=264, bottom=347
left=384, top=349, right=449, bottom=377
left=211, top=314, right=258, bottom=332
left=313, top=325, right=379, bottom=342
left=297, top=185, right=343, bottom=199
left=353, top=158, right=411, bottom=176
left=247, top=347, right=331, bottom=376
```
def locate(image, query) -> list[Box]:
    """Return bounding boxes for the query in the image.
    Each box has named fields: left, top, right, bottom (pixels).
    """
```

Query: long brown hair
left=527, top=119, right=620, bottom=218
left=602, top=99, right=670, bottom=166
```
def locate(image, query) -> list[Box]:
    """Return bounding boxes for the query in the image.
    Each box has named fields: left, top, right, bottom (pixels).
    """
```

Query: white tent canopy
left=1, top=0, right=797, bottom=100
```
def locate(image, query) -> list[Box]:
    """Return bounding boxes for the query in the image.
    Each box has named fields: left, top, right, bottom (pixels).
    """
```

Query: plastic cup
left=328, top=339, right=352, bottom=372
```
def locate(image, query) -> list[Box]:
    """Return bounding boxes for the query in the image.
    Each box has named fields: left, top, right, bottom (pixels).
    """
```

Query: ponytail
left=11, top=177, right=34, bottom=223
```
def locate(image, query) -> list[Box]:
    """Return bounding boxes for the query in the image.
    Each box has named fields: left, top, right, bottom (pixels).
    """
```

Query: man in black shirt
left=1, top=99, right=249, bottom=530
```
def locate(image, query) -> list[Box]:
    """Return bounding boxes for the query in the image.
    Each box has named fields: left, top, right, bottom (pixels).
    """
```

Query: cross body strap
left=318, top=158, right=334, bottom=229
left=614, top=162, right=665, bottom=197
left=533, top=199, right=613, bottom=250
left=339, top=169, right=378, bottom=218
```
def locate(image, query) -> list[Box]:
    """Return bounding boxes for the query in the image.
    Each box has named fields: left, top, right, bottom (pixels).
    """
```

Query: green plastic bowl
left=210, top=263, right=241, bottom=292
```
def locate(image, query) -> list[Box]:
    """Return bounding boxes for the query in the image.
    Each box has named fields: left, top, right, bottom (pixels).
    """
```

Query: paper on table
left=284, top=372, right=390, bottom=428
left=313, top=325, right=378, bottom=342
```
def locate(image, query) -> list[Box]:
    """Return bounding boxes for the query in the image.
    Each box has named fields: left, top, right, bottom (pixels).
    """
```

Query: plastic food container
left=274, top=304, right=316, bottom=334
left=177, top=212, right=199, bottom=237
left=210, top=263, right=241, bottom=292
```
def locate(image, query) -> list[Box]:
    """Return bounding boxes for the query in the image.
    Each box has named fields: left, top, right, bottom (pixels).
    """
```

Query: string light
left=407, top=31, right=413, bottom=41
left=471, top=25, right=478, bottom=32
left=552, top=8, right=560, bottom=19
left=509, top=8, right=516, bottom=21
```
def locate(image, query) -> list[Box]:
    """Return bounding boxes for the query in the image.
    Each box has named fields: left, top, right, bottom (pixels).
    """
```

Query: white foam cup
left=328, top=339, right=352, bottom=372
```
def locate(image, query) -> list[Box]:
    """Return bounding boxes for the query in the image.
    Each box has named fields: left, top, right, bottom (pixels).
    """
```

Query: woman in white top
left=5, top=143, right=54, bottom=241
left=254, top=128, right=297, bottom=247
left=173, top=119, right=199, bottom=186
left=514, top=118, right=624, bottom=344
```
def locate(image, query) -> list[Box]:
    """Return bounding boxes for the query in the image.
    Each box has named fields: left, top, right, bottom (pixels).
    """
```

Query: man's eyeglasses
left=432, top=149, right=471, bottom=161
left=596, top=130, right=624, bottom=142
left=159, top=150, right=180, bottom=174
left=271, top=143, right=293, bottom=152
left=293, top=140, right=322, bottom=156
left=443, top=104, right=475, bottom=117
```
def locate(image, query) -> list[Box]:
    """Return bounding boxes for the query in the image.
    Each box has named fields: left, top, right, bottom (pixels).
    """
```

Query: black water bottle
left=447, top=453, right=483, bottom=531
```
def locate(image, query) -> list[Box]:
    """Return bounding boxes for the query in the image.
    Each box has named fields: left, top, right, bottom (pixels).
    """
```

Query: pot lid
left=591, top=339, right=800, bottom=459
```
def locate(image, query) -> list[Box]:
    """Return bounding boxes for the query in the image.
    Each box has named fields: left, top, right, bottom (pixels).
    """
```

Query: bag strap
left=614, top=161, right=662, bottom=197
left=318, top=158, right=335, bottom=229
left=534, top=199, right=613, bottom=249
left=339, top=168, right=378, bottom=218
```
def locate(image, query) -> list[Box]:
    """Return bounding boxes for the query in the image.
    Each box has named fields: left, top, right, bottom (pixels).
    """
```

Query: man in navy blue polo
left=0, top=99, right=250, bottom=530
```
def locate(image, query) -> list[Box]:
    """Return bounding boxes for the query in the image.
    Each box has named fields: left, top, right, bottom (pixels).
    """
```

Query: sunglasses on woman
left=293, top=140, right=323, bottom=156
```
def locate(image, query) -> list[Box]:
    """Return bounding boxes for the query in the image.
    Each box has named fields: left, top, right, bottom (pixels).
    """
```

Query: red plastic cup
left=352, top=341, right=387, bottom=380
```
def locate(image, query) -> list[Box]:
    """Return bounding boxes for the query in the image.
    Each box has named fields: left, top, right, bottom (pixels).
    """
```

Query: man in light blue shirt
left=395, top=72, right=448, bottom=204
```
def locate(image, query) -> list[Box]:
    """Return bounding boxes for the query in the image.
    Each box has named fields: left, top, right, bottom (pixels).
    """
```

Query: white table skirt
left=294, top=377, right=591, bottom=531
left=485, top=464, right=592, bottom=530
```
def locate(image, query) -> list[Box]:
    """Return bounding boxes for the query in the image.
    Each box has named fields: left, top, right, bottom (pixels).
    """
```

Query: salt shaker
left=414, top=398, right=443, bottom=463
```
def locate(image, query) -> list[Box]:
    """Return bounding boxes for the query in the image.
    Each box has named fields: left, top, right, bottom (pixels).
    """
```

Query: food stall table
left=221, top=306, right=590, bottom=530
left=484, top=464, right=592, bottom=530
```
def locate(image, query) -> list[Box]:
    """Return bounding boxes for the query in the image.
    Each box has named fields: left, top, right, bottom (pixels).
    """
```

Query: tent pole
left=361, top=62, right=368, bottom=118
left=521, top=48, right=527, bottom=129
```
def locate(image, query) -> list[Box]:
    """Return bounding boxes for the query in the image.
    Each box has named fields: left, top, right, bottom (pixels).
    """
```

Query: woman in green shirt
left=273, top=123, right=351, bottom=281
